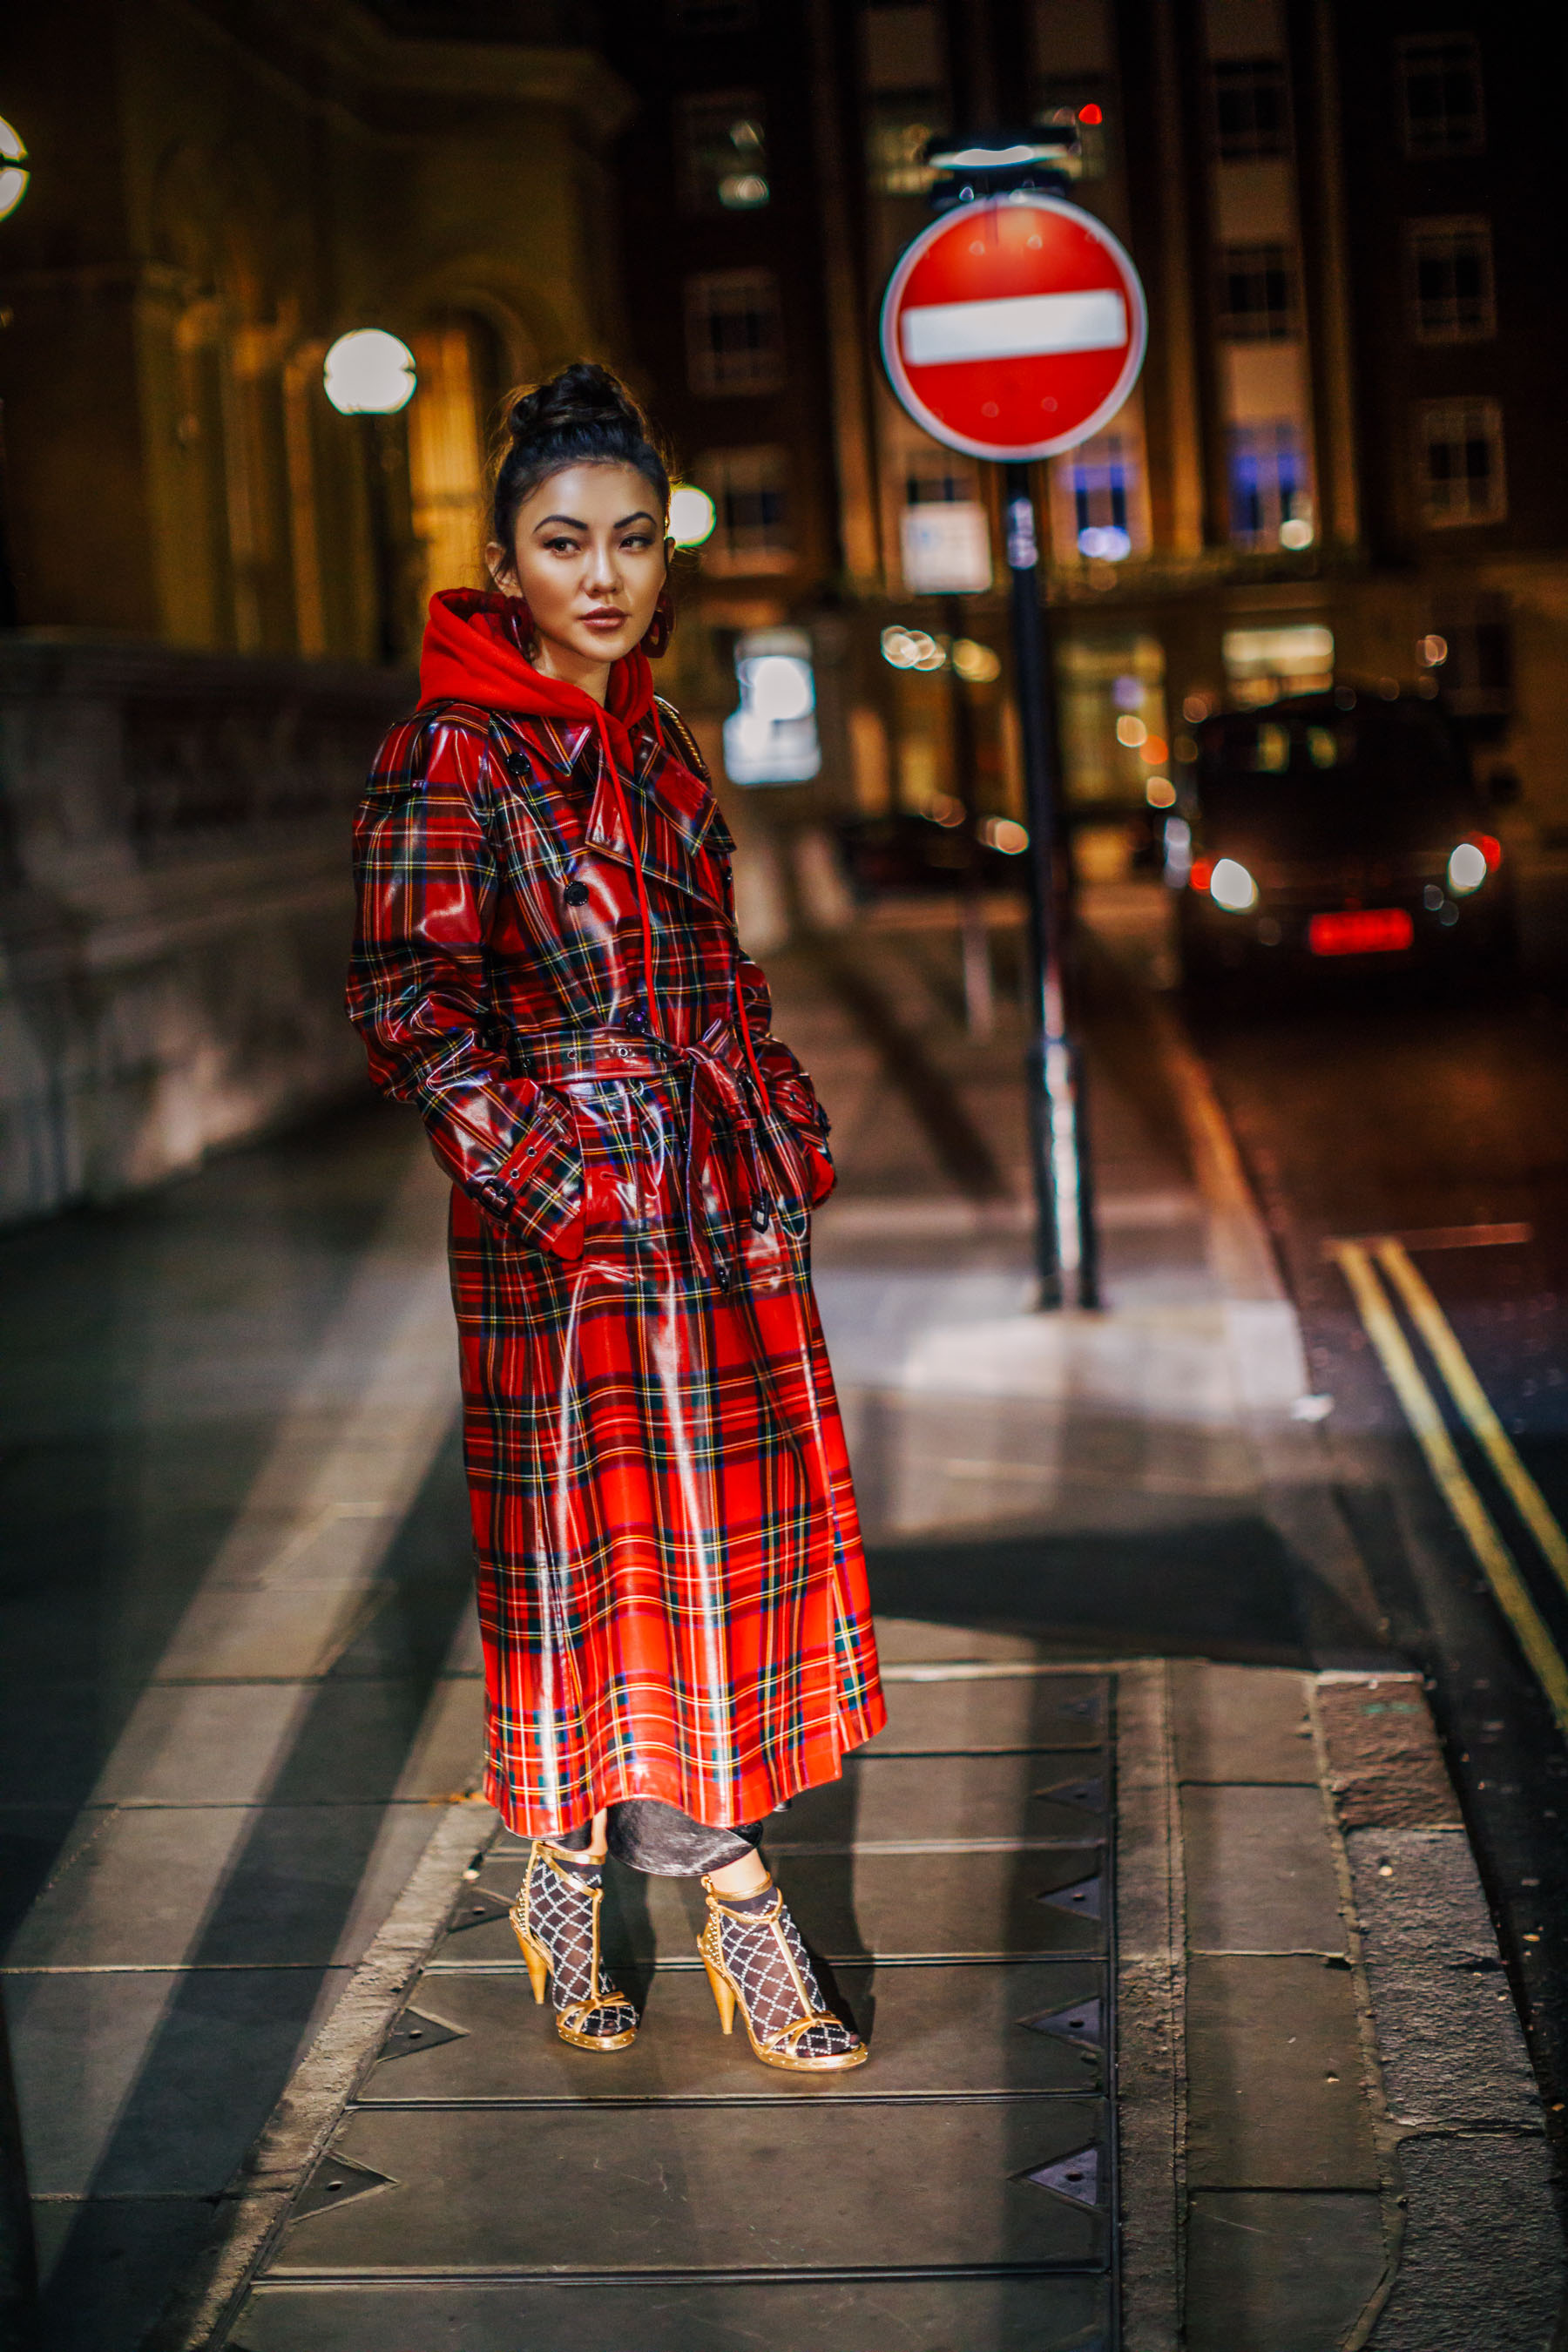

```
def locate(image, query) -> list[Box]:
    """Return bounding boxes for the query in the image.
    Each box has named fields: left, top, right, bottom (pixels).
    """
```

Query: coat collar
left=496, top=711, right=733, bottom=909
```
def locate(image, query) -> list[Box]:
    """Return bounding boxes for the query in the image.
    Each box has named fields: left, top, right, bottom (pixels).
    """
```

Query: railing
left=0, top=638, right=413, bottom=1225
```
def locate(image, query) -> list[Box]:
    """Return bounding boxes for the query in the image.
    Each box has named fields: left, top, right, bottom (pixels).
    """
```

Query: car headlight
left=1209, top=857, right=1258, bottom=912
left=1446, top=841, right=1488, bottom=896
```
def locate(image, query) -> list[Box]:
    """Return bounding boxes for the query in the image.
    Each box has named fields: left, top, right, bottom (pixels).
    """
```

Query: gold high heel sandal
left=511, top=1841, right=638, bottom=2052
left=698, top=1874, right=868, bottom=2073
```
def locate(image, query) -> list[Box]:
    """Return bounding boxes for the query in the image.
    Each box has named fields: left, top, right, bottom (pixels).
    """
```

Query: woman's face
left=490, top=463, right=668, bottom=686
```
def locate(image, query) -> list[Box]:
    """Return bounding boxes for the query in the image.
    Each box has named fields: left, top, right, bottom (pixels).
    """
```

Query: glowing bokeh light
left=668, top=484, right=717, bottom=546
left=1209, top=857, right=1258, bottom=911
left=323, top=329, right=416, bottom=415
left=0, top=115, right=30, bottom=224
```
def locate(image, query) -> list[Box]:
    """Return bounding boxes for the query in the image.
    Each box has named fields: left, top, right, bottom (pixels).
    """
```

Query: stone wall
left=0, top=640, right=411, bottom=1226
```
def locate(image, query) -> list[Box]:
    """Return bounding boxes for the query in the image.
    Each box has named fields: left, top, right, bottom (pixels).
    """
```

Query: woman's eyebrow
left=615, top=510, right=658, bottom=528
left=533, top=513, right=587, bottom=531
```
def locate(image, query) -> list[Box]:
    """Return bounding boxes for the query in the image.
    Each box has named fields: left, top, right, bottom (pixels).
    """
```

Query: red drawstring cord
left=735, top=968, right=770, bottom=1103
left=592, top=707, right=662, bottom=1040
left=595, top=700, right=771, bottom=1108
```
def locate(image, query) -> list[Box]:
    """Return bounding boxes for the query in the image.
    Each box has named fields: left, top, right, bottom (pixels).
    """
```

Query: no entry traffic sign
left=880, top=194, right=1146, bottom=462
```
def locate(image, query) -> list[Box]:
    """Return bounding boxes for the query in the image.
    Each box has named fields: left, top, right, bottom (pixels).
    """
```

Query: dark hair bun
left=492, top=360, right=672, bottom=552
left=508, top=362, right=644, bottom=446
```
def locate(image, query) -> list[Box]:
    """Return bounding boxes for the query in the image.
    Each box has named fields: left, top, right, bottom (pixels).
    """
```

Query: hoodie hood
left=418, top=589, right=655, bottom=773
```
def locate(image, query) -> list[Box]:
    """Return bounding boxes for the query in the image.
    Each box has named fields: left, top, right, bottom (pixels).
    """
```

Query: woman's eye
left=544, top=537, right=578, bottom=554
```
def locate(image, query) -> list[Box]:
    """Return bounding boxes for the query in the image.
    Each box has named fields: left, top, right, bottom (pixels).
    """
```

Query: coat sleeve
left=735, top=949, right=836, bottom=1207
left=346, top=713, right=584, bottom=1256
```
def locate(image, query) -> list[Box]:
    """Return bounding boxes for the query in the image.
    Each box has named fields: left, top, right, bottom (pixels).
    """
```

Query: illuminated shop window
left=1217, top=244, right=1296, bottom=342
left=1228, top=421, right=1313, bottom=551
left=677, top=92, right=769, bottom=213
left=1408, top=218, right=1495, bottom=342
left=1397, top=33, right=1484, bottom=159
left=1417, top=399, right=1506, bottom=527
left=685, top=270, right=785, bottom=396
left=697, top=446, right=794, bottom=574
left=1212, top=59, right=1288, bottom=161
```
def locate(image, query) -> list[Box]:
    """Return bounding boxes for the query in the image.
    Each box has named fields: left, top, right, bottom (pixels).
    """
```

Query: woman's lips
left=582, top=610, right=627, bottom=631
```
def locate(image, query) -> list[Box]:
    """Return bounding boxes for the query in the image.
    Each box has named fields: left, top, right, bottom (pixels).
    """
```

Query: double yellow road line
left=1329, top=1236, right=1568, bottom=1739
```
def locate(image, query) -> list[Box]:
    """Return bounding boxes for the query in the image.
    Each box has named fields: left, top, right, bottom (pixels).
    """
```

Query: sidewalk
left=4, top=891, right=1561, bottom=2349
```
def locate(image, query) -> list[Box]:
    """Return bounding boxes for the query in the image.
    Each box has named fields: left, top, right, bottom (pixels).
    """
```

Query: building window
left=1217, top=243, right=1296, bottom=341
left=1228, top=421, right=1312, bottom=551
left=1213, top=60, right=1288, bottom=161
left=698, top=446, right=794, bottom=573
left=666, top=0, right=758, bottom=31
left=868, top=107, right=942, bottom=197
left=1416, top=399, right=1506, bottom=527
left=1408, top=218, right=1494, bottom=342
left=1069, top=433, right=1139, bottom=561
left=1424, top=613, right=1512, bottom=716
left=677, top=93, right=769, bottom=213
left=685, top=270, right=785, bottom=396
left=1397, top=34, right=1484, bottom=158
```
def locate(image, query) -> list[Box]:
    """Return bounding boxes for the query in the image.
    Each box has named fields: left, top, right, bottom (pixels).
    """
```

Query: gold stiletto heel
left=520, top=1943, right=549, bottom=2005
left=511, top=1841, right=638, bottom=2052
left=703, top=1953, right=737, bottom=2034
left=698, top=1875, right=868, bottom=2073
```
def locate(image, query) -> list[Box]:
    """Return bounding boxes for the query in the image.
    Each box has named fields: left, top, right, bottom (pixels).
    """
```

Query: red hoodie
left=418, top=588, right=655, bottom=775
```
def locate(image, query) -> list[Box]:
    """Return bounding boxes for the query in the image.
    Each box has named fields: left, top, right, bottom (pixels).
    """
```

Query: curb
left=143, top=1799, right=494, bottom=2352
left=1145, top=995, right=1312, bottom=1410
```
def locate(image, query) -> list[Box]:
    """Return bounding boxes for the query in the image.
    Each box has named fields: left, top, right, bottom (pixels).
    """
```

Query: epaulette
left=654, top=695, right=712, bottom=787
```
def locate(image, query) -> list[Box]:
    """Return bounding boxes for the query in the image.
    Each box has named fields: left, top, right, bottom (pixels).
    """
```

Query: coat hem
left=481, top=1696, right=888, bottom=1842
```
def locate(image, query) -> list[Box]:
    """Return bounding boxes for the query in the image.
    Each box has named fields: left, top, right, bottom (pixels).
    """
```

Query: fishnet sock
left=712, top=1885, right=860, bottom=2059
left=518, top=1845, right=636, bottom=2038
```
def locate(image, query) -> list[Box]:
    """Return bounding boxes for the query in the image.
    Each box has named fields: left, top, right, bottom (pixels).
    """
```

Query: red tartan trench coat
left=347, top=598, right=884, bottom=1836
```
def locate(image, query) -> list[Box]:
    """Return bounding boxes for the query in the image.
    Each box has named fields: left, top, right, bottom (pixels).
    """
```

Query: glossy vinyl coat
left=348, top=693, right=885, bottom=1834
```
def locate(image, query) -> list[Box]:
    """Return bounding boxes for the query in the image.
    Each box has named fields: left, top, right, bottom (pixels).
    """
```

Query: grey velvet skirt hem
left=552, top=1796, right=767, bottom=1877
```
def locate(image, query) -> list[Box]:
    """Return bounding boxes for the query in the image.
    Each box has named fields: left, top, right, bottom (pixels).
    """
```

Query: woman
left=348, top=364, right=884, bottom=2074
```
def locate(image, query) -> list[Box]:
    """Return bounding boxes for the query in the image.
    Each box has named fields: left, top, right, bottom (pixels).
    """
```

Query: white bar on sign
left=902, top=287, right=1127, bottom=367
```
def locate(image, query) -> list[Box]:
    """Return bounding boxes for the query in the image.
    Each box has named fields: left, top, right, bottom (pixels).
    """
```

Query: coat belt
left=502, top=1022, right=775, bottom=1285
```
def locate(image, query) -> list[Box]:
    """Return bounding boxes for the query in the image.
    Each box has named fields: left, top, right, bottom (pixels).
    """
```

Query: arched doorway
left=407, top=311, right=510, bottom=608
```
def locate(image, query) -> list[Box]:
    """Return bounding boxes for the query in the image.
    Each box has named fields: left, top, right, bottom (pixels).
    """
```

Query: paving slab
left=233, top=2271, right=1112, bottom=2351
left=9, top=1964, right=353, bottom=2193
left=356, top=1960, right=1108, bottom=2102
left=268, top=2097, right=1110, bottom=2275
left=1172, top=1662, right=1315, bottom=1785
left=1186, top=2191, right=1386, bottom=2351
left=35, top=2197, right=225, bottom=2352
left=490, top=1750, right=1112, bottom=1852
left=435, top=1842, right=1108, bottom=1967
left=1182, top=1785, right=1347, bottom=1953
left=872, top=1616, right=1053, bottom=1663
left=868, top=1673, right=1108, bottom=1754
left=1186, top=1954, right=1378, bottom=2190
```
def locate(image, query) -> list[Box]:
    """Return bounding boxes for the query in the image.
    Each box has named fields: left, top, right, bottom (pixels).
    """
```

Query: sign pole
left=1003, top=462, right=1098, bottom=1311
left=878, top=152, right=1142, bottom=1309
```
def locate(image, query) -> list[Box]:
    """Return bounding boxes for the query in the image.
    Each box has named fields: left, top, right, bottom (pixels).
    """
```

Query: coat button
left=563, top=879, right=590, bottom=906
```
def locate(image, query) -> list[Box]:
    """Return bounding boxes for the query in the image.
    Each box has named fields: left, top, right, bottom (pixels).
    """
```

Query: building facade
left=1, top=0, right=632, bottom=660
left=0, top=0, right=634, bottom=1222
left=605, top=0, right=1565, bottom=870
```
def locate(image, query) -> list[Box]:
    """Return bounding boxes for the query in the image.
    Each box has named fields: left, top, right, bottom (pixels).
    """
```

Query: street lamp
left=0, top=116, right=33, bottom=629
left=0, top=118, right=28, bottom=224
left=323, top=330, right=417, bottom=666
